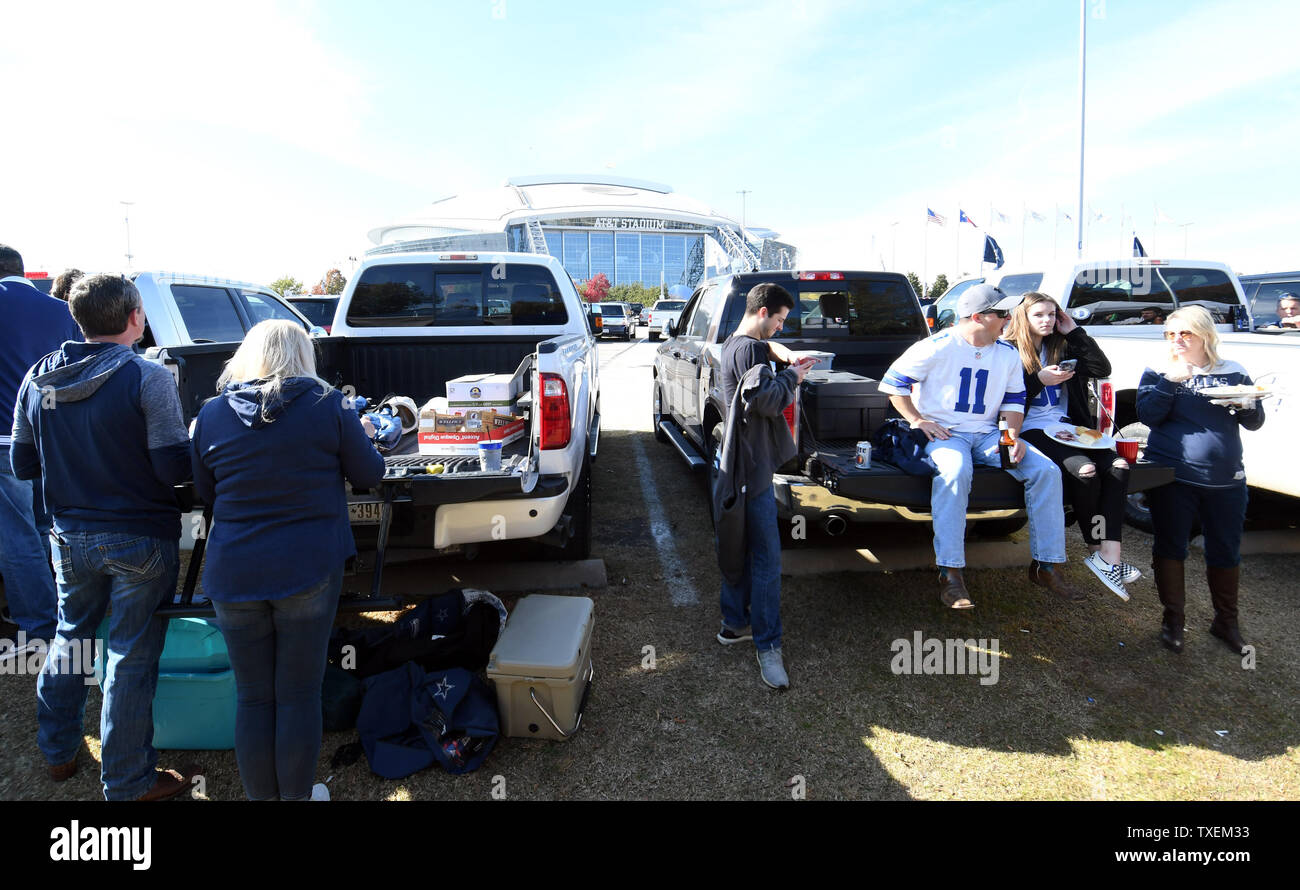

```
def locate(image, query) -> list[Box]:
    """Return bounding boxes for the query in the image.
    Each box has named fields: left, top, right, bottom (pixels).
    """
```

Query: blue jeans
left=213, top=570, right=342, bottom=801
left=37, top=531, right=179, bottom=801
left=926, top=429, right=1066, bottom=568
left=0, top=445, right=57, bottom=639
left=719, top=486, right=783, bottom=651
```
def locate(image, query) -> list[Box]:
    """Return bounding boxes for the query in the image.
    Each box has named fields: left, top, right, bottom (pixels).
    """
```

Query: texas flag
left=959, top=210, right=977, bottom=227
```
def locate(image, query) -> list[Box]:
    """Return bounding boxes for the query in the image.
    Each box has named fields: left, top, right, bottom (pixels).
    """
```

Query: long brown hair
left=1004, top=291, right=1066, bottom=374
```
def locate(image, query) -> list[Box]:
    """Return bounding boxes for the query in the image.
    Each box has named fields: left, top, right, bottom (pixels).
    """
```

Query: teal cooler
left=96, top=616, right=236, bottom=750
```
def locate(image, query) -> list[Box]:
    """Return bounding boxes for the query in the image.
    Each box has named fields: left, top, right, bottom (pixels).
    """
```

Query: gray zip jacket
left=713, top=362, right=798, bottom=585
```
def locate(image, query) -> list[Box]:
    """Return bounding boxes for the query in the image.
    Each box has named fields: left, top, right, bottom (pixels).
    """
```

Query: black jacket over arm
left=1019, top=327, right=1112, bottom=428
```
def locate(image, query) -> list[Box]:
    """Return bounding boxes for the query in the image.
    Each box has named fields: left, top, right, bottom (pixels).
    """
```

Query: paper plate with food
left=1042, top=422, right=1117, bottom=450
left=1199, top=384, right=1273, bottom=400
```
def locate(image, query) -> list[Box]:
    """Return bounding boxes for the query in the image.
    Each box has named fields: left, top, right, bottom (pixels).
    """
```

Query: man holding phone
left=714, top=283, right=817, bottom=689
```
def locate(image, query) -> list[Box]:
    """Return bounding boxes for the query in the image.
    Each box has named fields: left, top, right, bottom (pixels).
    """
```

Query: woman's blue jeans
left=212, top=569, right=341, bottom=801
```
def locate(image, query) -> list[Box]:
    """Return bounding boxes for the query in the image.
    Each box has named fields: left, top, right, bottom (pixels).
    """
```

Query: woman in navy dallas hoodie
left=191, top=320, right=384, bottom=801
left=1136, top=305, right=1264, bottom=658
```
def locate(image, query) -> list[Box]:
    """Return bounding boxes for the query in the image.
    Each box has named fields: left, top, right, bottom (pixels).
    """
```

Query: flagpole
left=1054, top=203, right=1059, bottom=261
left=1076, top=0, right=1086, bottom=260
left=1021, top=202, right=1027, bottom=266
left=955, top=203, right=960, bottom=281
left=923, top=217, right=928, bottom=298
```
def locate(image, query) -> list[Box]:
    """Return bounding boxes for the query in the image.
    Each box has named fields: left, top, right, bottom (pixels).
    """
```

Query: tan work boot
left=1027, top=561, right=1087, bottom=601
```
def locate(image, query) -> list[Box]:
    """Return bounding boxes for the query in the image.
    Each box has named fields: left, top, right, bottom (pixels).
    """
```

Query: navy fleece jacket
left=10, top=341, right=191, bottom=539
left=1136, top=360, right=1265, bottom=488
left=190, top=377, right=385, bottom=602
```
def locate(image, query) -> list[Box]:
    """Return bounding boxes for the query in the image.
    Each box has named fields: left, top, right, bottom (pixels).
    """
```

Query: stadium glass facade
left=509, top=221, right=708, bottom=288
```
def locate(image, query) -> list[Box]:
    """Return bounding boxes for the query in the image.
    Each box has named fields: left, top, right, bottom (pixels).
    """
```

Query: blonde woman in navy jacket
left=1136, top=306, right=1264, bottom=656
left=191, top=320, right=384, bottom=800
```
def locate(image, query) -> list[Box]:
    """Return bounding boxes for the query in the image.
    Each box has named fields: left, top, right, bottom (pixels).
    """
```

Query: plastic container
left=487, top=595, right=594, bottom=741
left=151, top=669, right=237, bottom=750
left=96, top=616, right=229, bottom=674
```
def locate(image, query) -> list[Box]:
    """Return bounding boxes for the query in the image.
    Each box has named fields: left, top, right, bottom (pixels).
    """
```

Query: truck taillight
left=798, top=272, right=845, bottom=280
left=540, top=373, right=571, bottom=451
left=593, top=315, right=603, bottom=331
left=1099, top=381, right=1114, bottom=435
left=783, top=399, right=798, bottom=446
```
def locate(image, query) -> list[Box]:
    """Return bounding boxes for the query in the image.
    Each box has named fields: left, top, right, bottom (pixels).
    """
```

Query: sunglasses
left=1163, top=330, right=1199, bottom=341
left=981, top=309, right=1010, bottom=320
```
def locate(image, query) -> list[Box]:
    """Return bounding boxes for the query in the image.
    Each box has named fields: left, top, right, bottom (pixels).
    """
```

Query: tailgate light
left=798, top=272, right=845, bottom=281
left=439, top=253, right=478, bottom=261
left=1099, top=382, right=1114, bottom=435
left=25, top=271, right=50, bottom=279
left=540, top=373, right=571, bottom=450
left=1135, top=259, right=1167, bottom=265
left=782, top=400, right=798, bottom=444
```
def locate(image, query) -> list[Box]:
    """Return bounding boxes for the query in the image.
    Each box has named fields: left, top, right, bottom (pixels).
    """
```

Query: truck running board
left=659, top=421, right=707, bottom=469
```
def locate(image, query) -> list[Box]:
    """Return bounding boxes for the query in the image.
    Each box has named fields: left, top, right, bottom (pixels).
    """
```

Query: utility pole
left=121, top=201, right=135, bottom=270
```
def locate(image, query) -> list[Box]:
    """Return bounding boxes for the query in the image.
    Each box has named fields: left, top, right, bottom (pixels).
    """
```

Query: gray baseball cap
left=956, top=283, right=1022, bottom=318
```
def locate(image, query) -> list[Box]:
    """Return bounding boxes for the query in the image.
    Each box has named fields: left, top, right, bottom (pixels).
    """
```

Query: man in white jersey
left=880, top=284, right=1079, bottom=608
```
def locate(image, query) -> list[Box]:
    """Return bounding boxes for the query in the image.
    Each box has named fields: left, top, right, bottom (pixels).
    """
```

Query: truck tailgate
left=807, top=440, right=1174, bottom=512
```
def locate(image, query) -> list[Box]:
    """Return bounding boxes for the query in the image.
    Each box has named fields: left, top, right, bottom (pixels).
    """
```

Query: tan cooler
left=487, top=595, right=594, bottom=741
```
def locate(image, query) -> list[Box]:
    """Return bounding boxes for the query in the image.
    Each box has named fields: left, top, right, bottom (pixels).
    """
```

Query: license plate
left=348, top=502, right=384, bottom=524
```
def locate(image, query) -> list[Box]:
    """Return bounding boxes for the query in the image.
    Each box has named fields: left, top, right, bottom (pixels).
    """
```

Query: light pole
left=120, top=201, right=135, bottom=270
left=736, top=189, right=752, bottom=230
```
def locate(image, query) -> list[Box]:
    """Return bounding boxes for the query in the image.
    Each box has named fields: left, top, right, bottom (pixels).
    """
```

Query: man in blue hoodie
left=11, top=273, right=198, bottom=800
left=0, top=244, right=81, bottom=642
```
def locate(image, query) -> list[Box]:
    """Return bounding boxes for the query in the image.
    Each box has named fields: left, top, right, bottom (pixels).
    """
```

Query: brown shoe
left=939, top=568, right=974, bottom=609
left=136, top=764, right=202, bottom=802
left=1028, top=561, right=1087, bottom=601
left=49, top=759, right=78, bottom=782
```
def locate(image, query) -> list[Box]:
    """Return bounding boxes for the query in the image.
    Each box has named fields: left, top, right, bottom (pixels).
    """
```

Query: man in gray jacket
left=713, top=283, right=815, bottom=689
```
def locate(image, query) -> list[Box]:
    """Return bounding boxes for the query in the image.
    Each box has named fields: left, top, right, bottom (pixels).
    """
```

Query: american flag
left=927, top=208, right=947, bottom=226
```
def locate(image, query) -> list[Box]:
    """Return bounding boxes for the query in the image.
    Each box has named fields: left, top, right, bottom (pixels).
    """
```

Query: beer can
left=855, top=441, right=872, bottom=468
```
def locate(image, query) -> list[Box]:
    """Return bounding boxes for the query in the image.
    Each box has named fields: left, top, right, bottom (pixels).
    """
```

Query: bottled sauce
left=998, top=420, right=1017, bottom=469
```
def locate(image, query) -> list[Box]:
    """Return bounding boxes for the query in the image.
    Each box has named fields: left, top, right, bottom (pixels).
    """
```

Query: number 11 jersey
left=879, top=331, right=1026, bottom=433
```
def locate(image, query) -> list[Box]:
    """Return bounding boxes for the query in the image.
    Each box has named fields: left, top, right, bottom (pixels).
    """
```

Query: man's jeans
left=926, top=430, right=1066, bottom=568
left=37, top=532, right=179, bottom=801
left=719, top=486, right=783, bottom=651
left=212, top=570, right=342, bottom=801
left=0, top=445, right=57, bottom=639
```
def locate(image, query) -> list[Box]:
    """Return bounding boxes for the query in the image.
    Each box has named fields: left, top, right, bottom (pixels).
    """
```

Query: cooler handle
left=528, top=662, right=594, bottom=739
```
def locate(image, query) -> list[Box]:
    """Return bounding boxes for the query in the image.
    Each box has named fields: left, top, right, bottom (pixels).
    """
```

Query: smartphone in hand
left=1057, top=359, right=1078, bottom=372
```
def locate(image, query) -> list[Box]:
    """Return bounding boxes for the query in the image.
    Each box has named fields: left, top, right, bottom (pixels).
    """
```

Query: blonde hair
left=217, top=320, right=331, bottom=420
left=1163, top=305, right=1222, bottom=369
left=1003, top=292, right=1066, bottom=374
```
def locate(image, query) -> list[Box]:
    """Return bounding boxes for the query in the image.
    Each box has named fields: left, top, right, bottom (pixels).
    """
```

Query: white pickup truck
left=150, top=252, right=601, bottom=569
left=930, top=259, right=1298, bottom=524
left=133, top=271, right=322, bottom=347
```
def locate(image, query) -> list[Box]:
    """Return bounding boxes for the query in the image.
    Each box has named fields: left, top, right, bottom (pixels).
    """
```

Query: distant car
left=287, top=295, right=341, bottom=333
left=593, top=302, right=635, bottom=340
left=24, top=274, right=54, bottom=296
left=645, top=299, right=686, bottom=341
left=1239, top=271, right=1300, bottom=328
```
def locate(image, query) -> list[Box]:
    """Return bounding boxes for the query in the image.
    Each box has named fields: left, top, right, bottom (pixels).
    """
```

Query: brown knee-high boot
left=1153, top=557, right=1185, bottom=653
left=1207, top=565, right=1247, bottom=655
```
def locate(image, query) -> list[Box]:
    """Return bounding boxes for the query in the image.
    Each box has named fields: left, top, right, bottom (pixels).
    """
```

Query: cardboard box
left=446, top=372, right=523, bottom=411
left=417, top=406, right=527, bottom=456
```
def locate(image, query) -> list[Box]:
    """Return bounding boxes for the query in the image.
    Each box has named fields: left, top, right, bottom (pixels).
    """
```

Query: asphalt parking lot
left=2, top=334, right=1298, bottom=801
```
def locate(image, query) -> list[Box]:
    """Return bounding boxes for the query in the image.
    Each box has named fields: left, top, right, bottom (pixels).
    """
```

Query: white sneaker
left=1116, top=561, right=1142, bottom=584
left=311, top=782, right=330, bottom=801
left=1084, top=552, right=1130, bottom=602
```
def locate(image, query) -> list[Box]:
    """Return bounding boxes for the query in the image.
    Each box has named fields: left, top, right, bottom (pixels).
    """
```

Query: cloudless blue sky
left=5, top=0, right=1297, bottom=285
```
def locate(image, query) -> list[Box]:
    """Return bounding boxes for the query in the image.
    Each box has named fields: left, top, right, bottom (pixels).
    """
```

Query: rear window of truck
left=719, top=277, right=924, bottom=340
left=1069, top=266, right=1239, bottom=325
left=346, top=263, right=569, bottom=327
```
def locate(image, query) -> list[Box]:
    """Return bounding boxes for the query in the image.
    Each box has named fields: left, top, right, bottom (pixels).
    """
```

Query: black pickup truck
left=651, top=270, right=1172, bottom=536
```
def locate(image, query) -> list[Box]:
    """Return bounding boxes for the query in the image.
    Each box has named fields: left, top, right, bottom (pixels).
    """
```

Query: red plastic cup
left=1115, top=438, right=1140, bottom=463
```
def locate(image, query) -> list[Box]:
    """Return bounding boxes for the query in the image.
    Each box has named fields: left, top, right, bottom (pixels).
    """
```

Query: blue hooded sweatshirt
left=10, top=341, right=191, bottom=539
left=190, top=377, right=385, bottom=602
